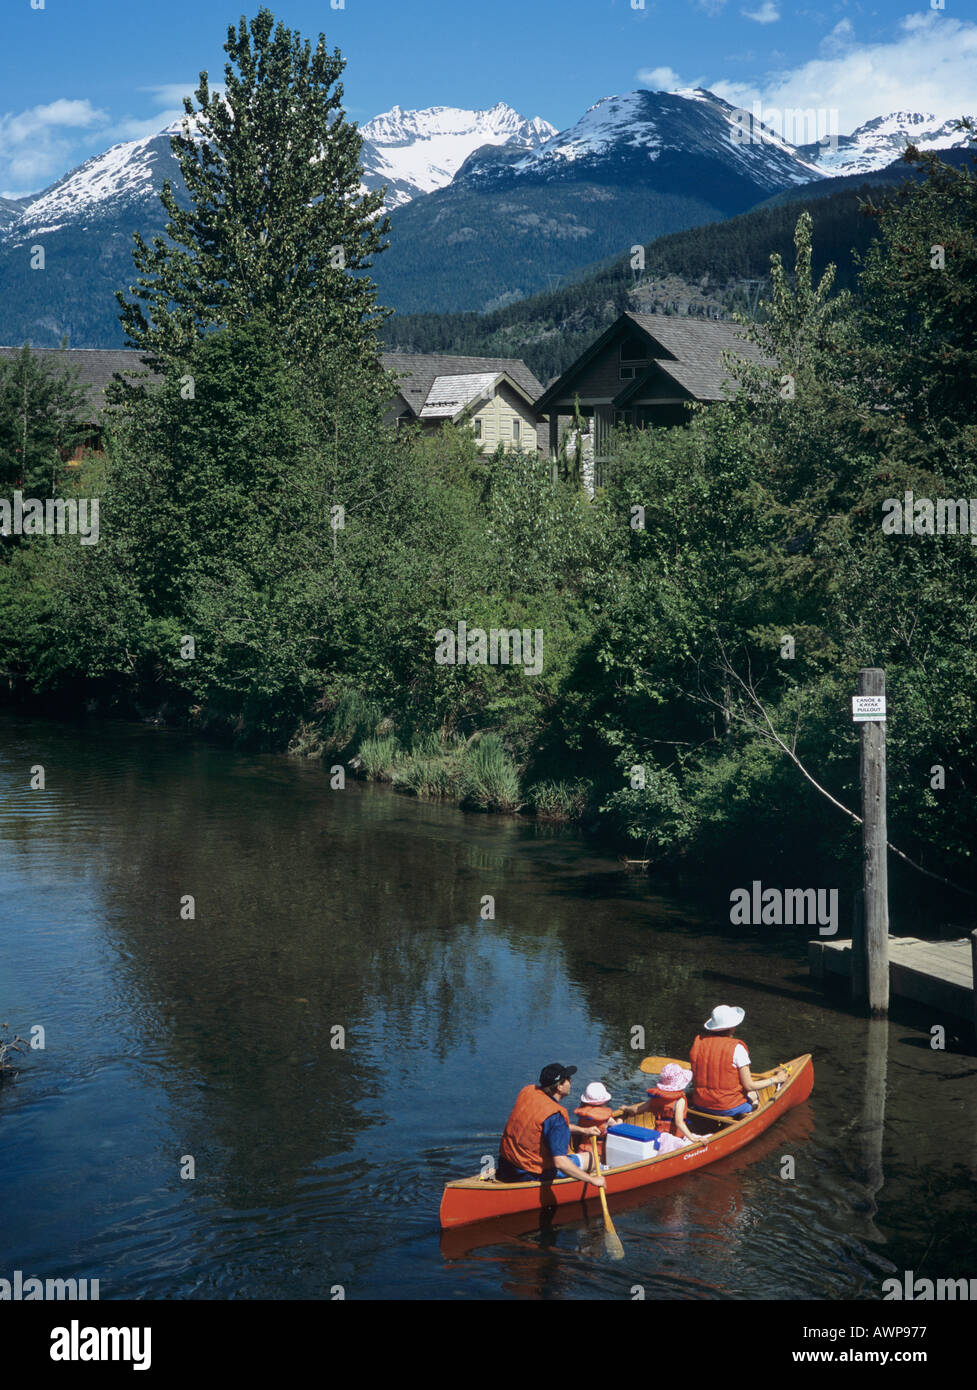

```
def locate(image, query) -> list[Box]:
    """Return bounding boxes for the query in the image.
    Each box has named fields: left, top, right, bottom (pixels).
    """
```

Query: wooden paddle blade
left=590, top=1137, right=625, bottom=1261
left=604, top=1228, right=625, bottom=1260
left=638, top=1055, right=691, bottom=1074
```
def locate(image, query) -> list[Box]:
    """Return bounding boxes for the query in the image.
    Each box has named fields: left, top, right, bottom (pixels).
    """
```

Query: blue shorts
left=695, top=1101, right=752, bottom=1118
left=498, top=1153, right=582, bottom=1183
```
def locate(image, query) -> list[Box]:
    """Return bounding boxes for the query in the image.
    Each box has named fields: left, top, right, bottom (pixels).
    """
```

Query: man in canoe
left=497, top=1063, right=606, bottom=1187
left=689, top=1005, right=788, bottom=1118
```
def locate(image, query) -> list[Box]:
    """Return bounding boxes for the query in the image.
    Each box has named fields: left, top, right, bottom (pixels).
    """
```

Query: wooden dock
left=810, top=932, right=976, bottom=1027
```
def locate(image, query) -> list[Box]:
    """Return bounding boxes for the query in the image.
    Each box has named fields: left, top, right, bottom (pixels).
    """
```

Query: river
left=0, top=714, right=974, bottom=1300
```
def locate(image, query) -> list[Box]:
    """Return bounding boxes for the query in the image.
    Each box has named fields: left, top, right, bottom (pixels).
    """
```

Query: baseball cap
left=538, top=1062, right=577, bottom=1087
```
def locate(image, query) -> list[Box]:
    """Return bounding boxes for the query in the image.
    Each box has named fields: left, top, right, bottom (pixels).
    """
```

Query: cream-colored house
left=381, top=352, right=547, bottom=454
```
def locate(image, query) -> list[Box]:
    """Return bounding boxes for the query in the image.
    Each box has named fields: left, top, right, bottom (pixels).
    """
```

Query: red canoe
left=439, top=1053, right=813, bottom=1230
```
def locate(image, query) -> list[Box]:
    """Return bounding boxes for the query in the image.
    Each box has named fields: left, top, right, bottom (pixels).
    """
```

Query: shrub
left=461, top=733, right=523, bottom=812
left=529, top=779, right=592, bottom=821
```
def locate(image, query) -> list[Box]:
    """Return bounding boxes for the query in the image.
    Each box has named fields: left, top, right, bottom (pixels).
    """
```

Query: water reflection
left=0, top=715, right=974, bottom=1299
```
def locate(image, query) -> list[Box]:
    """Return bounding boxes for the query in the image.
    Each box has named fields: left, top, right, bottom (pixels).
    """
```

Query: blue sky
left=2, top=0, right=976, bottom=197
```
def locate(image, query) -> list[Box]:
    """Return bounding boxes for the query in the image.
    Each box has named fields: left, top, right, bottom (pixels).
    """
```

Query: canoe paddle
left=638, top=1055, right=690, bottom=1074
left=590, top=1136, right=624, bottom=1261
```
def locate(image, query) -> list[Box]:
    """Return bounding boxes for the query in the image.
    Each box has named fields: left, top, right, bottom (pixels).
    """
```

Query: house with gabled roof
left=381, top=352, right=547, bottom=454
left=0, top=346, right=159, bottom=461
left=534, top=312, right=767, bottom=489
left=1, top=346, right=550, bottom=461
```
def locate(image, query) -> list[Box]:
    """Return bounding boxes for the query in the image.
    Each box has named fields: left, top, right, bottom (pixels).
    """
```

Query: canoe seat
left=686, top=1108, right=739, bottom=1126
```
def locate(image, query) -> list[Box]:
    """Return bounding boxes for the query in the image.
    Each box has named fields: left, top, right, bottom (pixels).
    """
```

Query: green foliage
left=460, top=733, right=523, bottom=812
left=0, top=344, right=90, bottom=495
left=357, top=734, right=400, bottom=781
left=528, top=779, right=592, bottom=821
left=5, top=144, right=977, bottom=896
left=116, top=6, right=389, bottom=374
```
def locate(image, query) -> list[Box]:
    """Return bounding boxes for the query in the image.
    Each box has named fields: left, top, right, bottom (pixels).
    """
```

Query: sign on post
left=852, top=695, right=887, bottom=722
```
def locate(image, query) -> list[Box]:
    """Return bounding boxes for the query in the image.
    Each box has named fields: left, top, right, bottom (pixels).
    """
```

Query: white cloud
left=742, top=3, right=780, bottom=24
left=0, top=99, right=109, bottom=197
left=138, top=82, right=208, bottom=108
left=102, top=111, right=185, bottom=142
left=637, top=66, right=685, bottom=89
left=0, top=84, right=229, bottom=198
left=711, top=13, right=977, bottom=133
left=819, top=18, right=854, bottom=58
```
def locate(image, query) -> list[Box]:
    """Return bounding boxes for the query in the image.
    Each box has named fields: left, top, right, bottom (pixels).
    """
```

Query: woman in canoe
left=497, top=1062, right=606, bottom=1187
left=690, top=1005, right=788, bottom=1118
left=618, top=1062, right=701, bottom=1143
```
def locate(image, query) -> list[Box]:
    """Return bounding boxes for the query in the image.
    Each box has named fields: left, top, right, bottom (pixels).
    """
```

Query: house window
left=512, top=418, right=520, bottom=441
left=619, top=365, right=637, bottom=380
left=473, top=418, right=482, bottom=439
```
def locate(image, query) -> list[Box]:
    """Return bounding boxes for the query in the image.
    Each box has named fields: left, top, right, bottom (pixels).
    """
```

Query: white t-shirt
left=732, top=1043, right=750, bottom=1069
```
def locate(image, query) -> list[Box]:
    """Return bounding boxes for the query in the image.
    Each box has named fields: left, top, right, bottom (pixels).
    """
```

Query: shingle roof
left=536, top=311, right=768, bottom=412
left=623, top=313, right=766, bottom=400
left=419, top=372, right=499, bottom=419
left=0, top=346, right=157, bottom=417
left=381, top=352, right=545, bottom=416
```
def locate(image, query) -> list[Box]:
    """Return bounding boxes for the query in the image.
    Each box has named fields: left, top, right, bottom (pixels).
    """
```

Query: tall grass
left=329, top=689, right=382, bottom=751
left=529, top=779, right=592, bottom=821
left=357, top=734, right=400, bottom=781
left=461, top=734, right=523, bottom=812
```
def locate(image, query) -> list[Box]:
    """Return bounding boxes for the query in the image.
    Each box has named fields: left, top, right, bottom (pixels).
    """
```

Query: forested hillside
left=4, top=142, right=976, bottom=900
left=383, top=157, right=961, bottom=382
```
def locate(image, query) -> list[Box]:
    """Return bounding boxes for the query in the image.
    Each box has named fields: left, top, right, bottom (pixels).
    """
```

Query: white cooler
left=604, top=1124, right=664, bottom=1168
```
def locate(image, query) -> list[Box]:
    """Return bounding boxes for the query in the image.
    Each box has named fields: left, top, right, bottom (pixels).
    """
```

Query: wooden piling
left=859, top=668, right=889, bottom=1016
left=850, top=888, right=865, bottom=1002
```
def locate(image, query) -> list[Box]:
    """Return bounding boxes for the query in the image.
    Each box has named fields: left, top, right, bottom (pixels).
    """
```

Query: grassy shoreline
left=288, top=689, right=595, bottom=821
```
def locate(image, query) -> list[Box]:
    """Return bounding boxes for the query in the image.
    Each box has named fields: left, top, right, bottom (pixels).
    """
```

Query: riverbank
left=2, top=710, right=975, bottom=1300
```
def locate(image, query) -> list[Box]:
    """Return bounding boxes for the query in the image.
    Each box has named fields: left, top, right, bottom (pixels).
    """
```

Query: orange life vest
left=500, top=1085, right=568, bottom=1174
left=573, top=1104, right=613, bottom=1146
left=690, top=1034, right=747, bottom=1111
left=643, top=1088, right=685, bottom=1133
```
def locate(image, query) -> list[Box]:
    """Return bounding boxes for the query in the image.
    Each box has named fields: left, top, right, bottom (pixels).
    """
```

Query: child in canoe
left=573, top=1082, right=616, bottom=1149
left=618, top=1062, right=702, bottom=1145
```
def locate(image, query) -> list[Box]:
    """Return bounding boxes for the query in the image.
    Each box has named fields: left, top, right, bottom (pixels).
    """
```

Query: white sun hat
left=704, top=1004, right=746, bottom=1031
left=580, top=1081, right=612, bottom=1105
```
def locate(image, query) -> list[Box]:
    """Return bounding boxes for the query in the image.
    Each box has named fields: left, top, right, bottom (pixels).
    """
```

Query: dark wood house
left=534, top=313, right=766, bottom=488
left=0, top=346, right=158, bottom=462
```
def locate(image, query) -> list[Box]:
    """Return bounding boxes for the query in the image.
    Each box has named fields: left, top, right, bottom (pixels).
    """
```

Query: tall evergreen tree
left=116, top=7, right=390, bottom=372
left=0, top=344, right=90, bottom=497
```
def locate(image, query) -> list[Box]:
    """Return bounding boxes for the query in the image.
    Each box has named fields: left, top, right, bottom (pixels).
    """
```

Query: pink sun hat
left=656, top=1063, right=692, bottom=1093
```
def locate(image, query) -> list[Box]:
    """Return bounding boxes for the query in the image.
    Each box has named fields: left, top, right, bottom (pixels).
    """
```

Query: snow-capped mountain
left=358, top=102, right=556, bottom=209
left=455, top=89, right=825, bottom=192
left=7, top=126, right=188, bottom=240
left=797, top=111, right=975, bottom=176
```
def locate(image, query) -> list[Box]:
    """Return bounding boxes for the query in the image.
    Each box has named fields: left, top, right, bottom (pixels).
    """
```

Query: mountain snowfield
left=797, top=111, right=975, bottom=176
left=494, top=89, right=825, bottom=186
left=0, top=89, right=973, bottom=343
left=358, top=103, right=556, bottom=208
left=0, top=92, right=970, bottom=242
left=6, top=129, right=183, bottom=239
